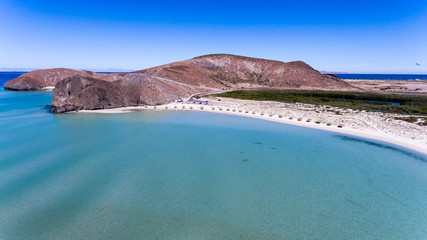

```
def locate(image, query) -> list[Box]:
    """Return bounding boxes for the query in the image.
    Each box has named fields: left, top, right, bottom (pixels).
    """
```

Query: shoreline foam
left=80, top=99, right=427, bottom=156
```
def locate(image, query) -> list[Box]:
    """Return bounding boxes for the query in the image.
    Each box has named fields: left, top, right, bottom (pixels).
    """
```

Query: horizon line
left=1, top=68, right=426, bottom=75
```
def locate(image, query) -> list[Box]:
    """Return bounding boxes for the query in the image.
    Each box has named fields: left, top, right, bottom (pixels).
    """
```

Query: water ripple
left=334, top=135, right=427, bottom=163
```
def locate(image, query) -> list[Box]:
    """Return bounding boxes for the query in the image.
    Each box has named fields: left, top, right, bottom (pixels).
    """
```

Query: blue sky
left=1, top=0, right=426, bottom=73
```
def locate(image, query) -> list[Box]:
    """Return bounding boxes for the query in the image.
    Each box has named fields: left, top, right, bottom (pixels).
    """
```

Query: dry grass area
left=344, top=79, right=427, bottom=94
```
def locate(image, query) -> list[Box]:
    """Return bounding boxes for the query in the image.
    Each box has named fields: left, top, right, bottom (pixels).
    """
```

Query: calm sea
left=1, top=72, right=427, bottom=239
left=336, top=73, right=427, bottom=80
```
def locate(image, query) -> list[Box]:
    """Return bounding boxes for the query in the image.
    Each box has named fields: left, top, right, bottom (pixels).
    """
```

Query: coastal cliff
left=4, top=54, right=355, bottom=113
left=51, top=73, right=205, bottom=113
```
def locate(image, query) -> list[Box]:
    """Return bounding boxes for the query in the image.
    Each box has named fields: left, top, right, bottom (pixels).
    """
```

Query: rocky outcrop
left=3, top=68, right=122, bottom=90
left=51, top=75, right=126, bottom=113
left=4, top=54, right=356, bottom=113
left=51, top=73, right=209, bottom=113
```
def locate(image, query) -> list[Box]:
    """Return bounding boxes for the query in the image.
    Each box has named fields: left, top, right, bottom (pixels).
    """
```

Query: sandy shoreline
left=80, top=98, right=427, bottom=155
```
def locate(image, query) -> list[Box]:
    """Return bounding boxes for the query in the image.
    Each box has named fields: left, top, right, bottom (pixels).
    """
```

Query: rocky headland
left=4, top=54, right=355, bottom=113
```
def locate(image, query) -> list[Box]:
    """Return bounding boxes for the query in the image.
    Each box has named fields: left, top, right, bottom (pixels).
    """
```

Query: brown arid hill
left=3, top=54, right=356, bottom=113
left=3, top=68, right=122, bottom=90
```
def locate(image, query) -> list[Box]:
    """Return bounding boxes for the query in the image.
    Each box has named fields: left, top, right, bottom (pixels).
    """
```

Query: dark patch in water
left=254, top=142, right=263, bottom=145
left=242, top=159, right=249, bottom=162
left=340, top=98, right=400, bottom=105
left=42, top=105, right=52, bottom=113
left=271, top=147, right=276, bottom=150
left=345, top=198, right=367, bottom=211
left=334, top=135, right=427, bottom=163
left=240, top=152, right=244, bottom=154
left=318, top=213, right=331, bottom=220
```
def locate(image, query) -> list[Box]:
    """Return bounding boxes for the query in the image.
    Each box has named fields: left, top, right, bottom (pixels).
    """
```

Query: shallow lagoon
left=1, top=76, right=427, bottom=239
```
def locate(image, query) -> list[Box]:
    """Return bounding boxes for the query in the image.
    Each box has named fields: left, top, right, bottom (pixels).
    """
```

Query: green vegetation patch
left=394, top=116, right=427, bottom=126
left=213, top=89, right=427, bottom=116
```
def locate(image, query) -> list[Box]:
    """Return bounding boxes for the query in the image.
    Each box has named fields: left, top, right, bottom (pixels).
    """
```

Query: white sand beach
left=80, top=97, right=427, bottom=155
left=41, top=86, right=55, bottom=91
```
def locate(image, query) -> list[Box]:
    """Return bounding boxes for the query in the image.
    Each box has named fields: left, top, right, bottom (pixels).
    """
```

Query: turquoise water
left=1, top=74, right=427, bottom=239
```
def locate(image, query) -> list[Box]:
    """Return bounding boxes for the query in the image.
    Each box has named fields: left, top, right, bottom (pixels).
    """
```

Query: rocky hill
left=3, top=68, right=122, bottom=91
left=4, top=54, right=355, bottom=113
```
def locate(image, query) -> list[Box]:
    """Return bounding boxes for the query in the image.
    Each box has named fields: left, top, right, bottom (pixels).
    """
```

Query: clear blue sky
left=1, top=0, right=426, bottom=73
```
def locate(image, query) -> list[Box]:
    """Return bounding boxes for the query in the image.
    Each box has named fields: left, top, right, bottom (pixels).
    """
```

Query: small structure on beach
left=190, top=100, right=208, bottom=105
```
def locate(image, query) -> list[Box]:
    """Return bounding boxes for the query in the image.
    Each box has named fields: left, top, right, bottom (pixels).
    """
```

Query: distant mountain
left=3, top=54, right=355, bottom=113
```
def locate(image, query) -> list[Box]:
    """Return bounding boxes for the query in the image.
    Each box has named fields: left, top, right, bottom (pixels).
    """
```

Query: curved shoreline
left=80, top=102, right=427, bottom=156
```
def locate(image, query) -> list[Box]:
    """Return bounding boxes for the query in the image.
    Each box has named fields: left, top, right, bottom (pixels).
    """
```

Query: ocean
left=1, top=72, right=427, bottom=239
left=336, top=73, right=427, bottom=80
